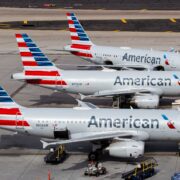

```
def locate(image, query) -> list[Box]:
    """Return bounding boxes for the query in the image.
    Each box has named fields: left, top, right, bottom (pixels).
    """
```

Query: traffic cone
left=48, top=170, right=51, bottom=180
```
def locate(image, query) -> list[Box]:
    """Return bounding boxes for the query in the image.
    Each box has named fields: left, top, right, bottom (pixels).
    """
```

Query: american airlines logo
left=122, top=53, right=161, bottom=65
left=173, top=74, right=180, bottom=85
left=114, top=76, right=171, bottom=86
left=162, top=114, right=175, bottom=129
left=88, top=116, right=159, bottom=129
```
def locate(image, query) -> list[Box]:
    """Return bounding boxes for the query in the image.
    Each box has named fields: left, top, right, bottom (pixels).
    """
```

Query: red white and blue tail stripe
left=66, top=13, right=93, bottom=58
left=0, top=86, right=18, bottom=106
left=66, top=13, right=93, bottom=46
left=14, top=33, right=67, bottom=87
left=0, top=86, right=29, bottom=128
left=15, top=33, right=60, bottom=77
left=15, top=34, right=56, bottom=69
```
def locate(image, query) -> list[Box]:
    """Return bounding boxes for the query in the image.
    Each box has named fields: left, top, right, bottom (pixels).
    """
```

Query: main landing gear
left=112, top=96, right=130, bottom=108
left=88, top=144, right=105, bottom=161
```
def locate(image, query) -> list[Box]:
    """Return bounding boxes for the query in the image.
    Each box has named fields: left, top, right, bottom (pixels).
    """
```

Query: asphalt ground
left=1, top=8, right=180, bottom=32
left=1, top=8, right=180, bottom=22
left=0, top=0, right=180, bottom=10
left=0, top=29, right=180, bottom=179
left=1, top=19, right=180, bottom=32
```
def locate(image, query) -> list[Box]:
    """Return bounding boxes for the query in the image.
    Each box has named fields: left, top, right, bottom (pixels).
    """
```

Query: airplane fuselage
left=2, top=108, right=180, bottom=141
left=14, top=70, right=180, bottom=97
left=68, top=45, right=180, bottom=71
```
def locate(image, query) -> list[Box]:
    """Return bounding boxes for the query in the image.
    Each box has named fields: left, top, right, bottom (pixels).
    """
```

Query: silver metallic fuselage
left=83, top=45, right=180, bottom=71
left=13, top=70, right=180, bottom=96
left=3, top=108, right=180, bottom=141
left=61, top=70, right=180, bottom=95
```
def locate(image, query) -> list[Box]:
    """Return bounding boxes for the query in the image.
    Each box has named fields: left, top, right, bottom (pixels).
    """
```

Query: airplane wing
left=55, top=63, right=149, bottom=71
left=74, top=99, right=99, bottom=109
left=80, top=88, right=154, bottom=99
left=41, top=130, right=148, bottom=148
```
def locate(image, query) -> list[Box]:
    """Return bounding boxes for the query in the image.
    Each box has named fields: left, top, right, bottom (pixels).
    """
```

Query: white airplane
left=0, top=86, right=180, bottom=160
left=12, top=34, right=180, bottom=108
left=64, top=13, right=180, bottom=71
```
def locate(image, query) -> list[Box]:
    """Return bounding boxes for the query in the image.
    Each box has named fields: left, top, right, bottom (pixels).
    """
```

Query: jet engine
left=106, top=141, right=144, bottom=158
left=131, top=94, right=159, bottom=109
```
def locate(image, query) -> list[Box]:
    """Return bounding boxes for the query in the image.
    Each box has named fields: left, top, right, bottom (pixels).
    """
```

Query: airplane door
left=53, top=122, right=70, bottom=139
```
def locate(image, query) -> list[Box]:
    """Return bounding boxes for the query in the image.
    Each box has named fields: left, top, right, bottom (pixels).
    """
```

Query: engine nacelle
left=131, top=94, right=159, bottom=109
left=106, top=141, right=144, bottom=158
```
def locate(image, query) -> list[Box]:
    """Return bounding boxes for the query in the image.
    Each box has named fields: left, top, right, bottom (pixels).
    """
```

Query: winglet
left=76, top=99, right=99, bottom=109
left=79, top=93, right=86, bottom=100
left=40, top=140, right=49, bottom=149
left=76, top=99, right=86, bottom=107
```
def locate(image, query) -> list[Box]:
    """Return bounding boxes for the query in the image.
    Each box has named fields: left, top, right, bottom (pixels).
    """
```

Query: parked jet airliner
left=13, top=34, right=180, bottom=108
left=64, top=13, right=180, bottom=71
left=0, top=86, right=180, bottom=160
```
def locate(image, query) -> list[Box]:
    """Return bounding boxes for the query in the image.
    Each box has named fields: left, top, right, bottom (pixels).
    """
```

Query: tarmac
left=0, top=29, right=179, bottom=179
left=0, top=6, right=180, bottom=179
left=1, top=8, right=180, bottom=22
left=0, top=0, right=180, bottom=10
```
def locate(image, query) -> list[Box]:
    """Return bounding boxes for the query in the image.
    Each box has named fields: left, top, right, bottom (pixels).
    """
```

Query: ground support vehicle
left=122, top=158, right=158, bottom=180
left=44, top=145, right=67, bottom=164
left=84, top=162, right=107, bottom=177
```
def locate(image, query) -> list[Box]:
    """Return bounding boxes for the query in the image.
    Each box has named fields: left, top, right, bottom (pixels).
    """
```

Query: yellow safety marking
left=140, top=9, right=147, bottom=12
left=0, top=24, right=10, bottom=28
left=0, top=23, right=8, bottom=26
left=23, top=20, right=28, bottom=24
left=121, top=18, right=127, bottom=24
left=113, top=30, right=120, bottom=32
left=59, top=29, right=67, bottom=31
left=97, top=8, right=105, bottom=10
left=170, top=18, right=176, bottom=23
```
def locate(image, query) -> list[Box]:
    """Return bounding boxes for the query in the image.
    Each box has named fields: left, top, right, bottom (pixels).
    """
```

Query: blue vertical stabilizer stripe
left=24, top=39, right=33, bottom=43
left=0, top=97, right=13, bottom=102
left=32, top=53, right=45, bottom=57
left=0, top=91, right=8, bottom=96
left=22, top=34, right=28, bottom=38
left=26, top=43, right=37, bottom=47
left=34, top=57, right=49, bottom=62
left=37, top=62, right=53, bottom=66
left=29, top=48, right=41, bottom=52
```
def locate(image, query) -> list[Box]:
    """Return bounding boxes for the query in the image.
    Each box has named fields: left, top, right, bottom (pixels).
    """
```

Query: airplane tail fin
left=0, top=86, right=20, bottom=108
left=14, top=34, right=67, bottom=87
left=15, top=33, right=58, bottom=70
left=66, top=12, right=93, bottom=46
left=15, top=33, right=62, bottom=78
left=0, top=86, right=30, bottom=128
